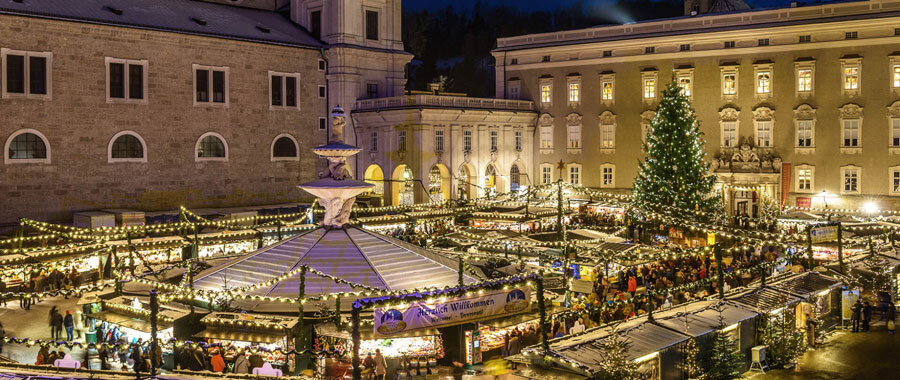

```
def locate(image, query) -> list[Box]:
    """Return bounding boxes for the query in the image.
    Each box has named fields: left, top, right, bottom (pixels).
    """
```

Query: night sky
left=405, top=0, right=839, bottom=14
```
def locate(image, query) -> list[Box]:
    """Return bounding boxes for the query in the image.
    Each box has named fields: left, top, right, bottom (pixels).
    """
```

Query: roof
left=194, top=327, right=287, bottom=345
left=727, top=287, right=801, bottom=313
left=0, top=0, right=323, bottom=49
left=193, top=226, right=478, bottom=312
left=528, top=317, right=689, bottom=376
left=652, top=300, right=758, bottom=337
left=767, top=272, right=842, bottom=299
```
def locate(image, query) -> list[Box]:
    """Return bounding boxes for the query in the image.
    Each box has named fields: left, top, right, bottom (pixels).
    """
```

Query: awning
left=478, top=305, right=565, bottom=330
left=88, top=311, right=172, bottom=333
left=194, top=327, right=287, bottom=345
left=513, top=366, right=589, bottom=380
left=315, top=323, right=441, bottom=341
left=727, top=287, right=801, bottom=313
left=652, top=300, right=758, bottom=337
left=766, top=272, right=843, bottom=299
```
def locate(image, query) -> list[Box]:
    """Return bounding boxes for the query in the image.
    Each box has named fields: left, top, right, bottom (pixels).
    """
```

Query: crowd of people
left=173, top=344, right=273, bottom=374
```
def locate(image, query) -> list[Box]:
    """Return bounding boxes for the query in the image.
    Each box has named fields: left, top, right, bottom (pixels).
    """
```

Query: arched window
left=271, top=134, right=299, bottom=161
left=510, top=165, right=521, bottom=192
left=5, top=129, right=50, bottom=164
left=108, top=131, right=147, bottom=163
left=195, top=132, right=228, bottom=161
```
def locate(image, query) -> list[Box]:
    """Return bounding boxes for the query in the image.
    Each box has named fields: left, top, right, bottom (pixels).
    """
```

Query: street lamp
left=863, top=201, right=879, bottom=215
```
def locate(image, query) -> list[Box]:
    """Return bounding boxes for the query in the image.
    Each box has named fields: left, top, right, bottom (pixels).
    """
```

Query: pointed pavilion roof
left=193, top=226, right=479, bottom=312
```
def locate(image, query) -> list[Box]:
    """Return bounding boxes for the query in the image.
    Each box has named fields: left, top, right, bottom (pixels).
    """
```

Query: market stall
left=727, top=286, right=802, bottom=316
left=652, top=300, right=758, bottom=370
left=194, top=312, right=297, bottom=371
left=520, top=316, right=689, bottom=380
left=767, top=272, right=843, bottom=330
left=88, top=296, right=189, bottom=346
left=469, top=206, right=558, bottom=232
left=314, top=323, right=443, bottom=378
left=196, top=230, right=258, bottom=258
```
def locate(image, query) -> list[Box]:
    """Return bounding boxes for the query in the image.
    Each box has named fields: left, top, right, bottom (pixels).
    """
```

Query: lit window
left=643, top=78, right=655, bottom=99
left=843, top=167, right=859, bottom=193
left=756, top=71, right=771, bottom=94
left=463, top=130, right=472, bottom=152
left=678, top=74, right=692, bottom=96
left=797, top=69, right=812, bottom=92
left=569, top=165, right=580, bottom=185
left=893, top=119, right=900, bottom=147
left=600, top=123, right=615, bottom=149
left=797, top=168, right=812, bottom=191
left=797, top=120, right=813, bottom=147
left=894, top=65, right=900, bottom=88
left=843, top=66, right=859, bottom=90
left=541, top=165, right=552, bottom=184
left=601, top=81, right=614, bottom=101
left=892, top=169, right=900, bottom=194
left=567, top=82, right=580, bottom=103
left=722, top=121, right=737, bottom=147
left=540, top=116, right=553, bottom=149
left=434, top=130, right=444, bottom=153
left=723, top=73, right=736, bottom=95
left=567, top=123, right=581, bottom=149
left=756, top=121, right=772, bottom=147
left=540, top=83, right=551, bottom=104
left=601, top=165, right=614, bottom=188
left=842, top=119, right=859, bottom=147
left=490, top=130, right=499, bottom=151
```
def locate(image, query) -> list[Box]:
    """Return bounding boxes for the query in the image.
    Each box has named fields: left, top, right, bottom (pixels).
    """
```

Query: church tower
left=684, top=0, right=750, bottom=16
left=291, top=0, right=412, bottom=160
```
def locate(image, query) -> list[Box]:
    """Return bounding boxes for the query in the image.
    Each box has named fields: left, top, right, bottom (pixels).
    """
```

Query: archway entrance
left=429, top=164, right=450, bottom=203
left=510, top=164, right=522, bottom=192
left=484, top=164, right=500, bottom=196
left=457, top=164, right=475, bottom=200
left=392, top=165, right=416, bottom=206
left=364, top=164, right=384, bottom=196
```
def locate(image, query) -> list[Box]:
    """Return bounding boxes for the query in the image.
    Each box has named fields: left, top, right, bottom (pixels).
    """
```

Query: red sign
left=796, top=197, right=811, bottom=209
left=780, top=163, right=792, bottom=209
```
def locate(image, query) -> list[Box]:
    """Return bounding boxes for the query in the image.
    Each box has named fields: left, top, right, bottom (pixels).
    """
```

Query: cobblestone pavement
left=748, top=319, right=900, bottom=380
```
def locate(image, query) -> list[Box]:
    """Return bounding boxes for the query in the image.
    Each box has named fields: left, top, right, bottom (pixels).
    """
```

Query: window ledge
left=567, top=148, right=582, bottom=155
left=794, top=147, right=815, bottom=155
left=890, top=147, right=900, bottom=155
left=540, top=149, right=554, bottom=155
left=599, top=148, right=615, bottom=154
left=840, top=147, right=861, bottom=154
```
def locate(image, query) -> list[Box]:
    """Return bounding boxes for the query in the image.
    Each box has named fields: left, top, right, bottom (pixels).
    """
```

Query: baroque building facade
left=492, top=0, right=900, bottom=216
left=0, top=0, right=408, bottom=225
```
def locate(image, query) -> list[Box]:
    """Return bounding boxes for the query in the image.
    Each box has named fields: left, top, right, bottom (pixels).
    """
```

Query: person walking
left=210, top=349, right=226, bottom=373
left=0, top=279, right=7, bottom=307
left=451, top=361, right=465, bottom=380
left=63, top=310, right=75, bottom=341
left=851, top=299, right=862, bottom=333
left=374, top=349, right=387, bottom=380
left=233, top=351, right=250, bottom=374
left=50, top=310, right=63, bottom=340
left=862, top=301, right=873, bottom=332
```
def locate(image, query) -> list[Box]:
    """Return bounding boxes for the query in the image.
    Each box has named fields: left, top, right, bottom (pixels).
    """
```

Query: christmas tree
left=703, top=311, right=744, bottom=380
left=682, top=336, right=703, bottom=379
left=633, top=79, right=720, bottom=220
left=758, top=305, right=806, bottom=368
left=595, top=331, right=639, bottom=380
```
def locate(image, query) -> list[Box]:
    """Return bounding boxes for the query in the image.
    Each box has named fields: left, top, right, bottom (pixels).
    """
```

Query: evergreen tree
left=595, top=331, right=639, bottom=380
left=632, top=79, right=720, bottom=220
left=682, top=336, right=703, bottom=379
left=758, top=305, right=806, bottom=368
left=847, top=247, right=895, bottom=293
left=703, top=311, right=744, bottom=380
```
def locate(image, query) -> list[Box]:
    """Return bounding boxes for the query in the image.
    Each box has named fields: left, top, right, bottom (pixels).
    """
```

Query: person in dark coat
left=63, top=311, right=74, bottom=341
left=50, top=310, right=63, bottom=340
left=862, top=301, right=873, bottom=332
left=851, top=299, right=862, bottom=332
left=248, top=351, right=264, bottom=370
left=130, top=344, right=143, bottom=373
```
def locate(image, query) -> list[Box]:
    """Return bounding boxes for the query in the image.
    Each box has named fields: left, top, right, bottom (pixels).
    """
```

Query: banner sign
left=842, top=290, right=860, bottom=320
left=810, top=224, right=839, bottom=244
left=373, top=287, right=531, bottom=336
left=796, top=197, right=811, bottom=209
left=781, top=163, right=791, bottom=209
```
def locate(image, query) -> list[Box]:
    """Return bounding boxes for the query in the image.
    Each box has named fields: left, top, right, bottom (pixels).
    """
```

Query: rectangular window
left=757, top=121, right=772, bottom=147
left=723, top=73, right=736, bottom=95
left=758, top=38, right=769, bottom=46
left=490, top=130, right=499, bottom=151
left=542, top=55, right=550, bottom=62
left=724, top=41, right=735, bottom=48
left=602, top=167, right=614, bottom=187
left=798, top=69, right=812, bottom=92
left=193, top=65, right=228, bottom=105
left=845, top=31, right=858, bottom=39
left=106, top=58, right=146, bottom=102
left=195, top=69, right=209, bottom=102
left=128, top=64, right=143, bottom=99
left=797, top=120, right=813, bottom=147
left=600, top=124, right=615, bottom=148
left=434, top=130, right=444, bottom=153
left=844, top=168, right=859, bottom=192
left=601, top=81, right=614, bottom=101
left=540, top=126, right=553, bottom=149
left=842, top=119, right=860, bottom=147
left=515, top=130, right=522, bottom=152
left=756, top=71, right=771, bottom=94
left=723, top=122, right=737, bottom=147
left=509, top=85, right=519, bottom=100
left=893, top=170, right=900, bottom=193
left=678, top=74, right=692, bottom=96
left=568, top=125, right=581, bottom=149
left=269, top=72, right=300, bottom=109
left=2, top=49, right=51, bottom=98
left=567, top=82, right=580, bottom=103
left=318, top=85, right=327, bottom=98
left=603, top=50, right=612, bottom=57
left=843, top=66, right=859, bottom=90
left=319, top=117, right=327, bottom=130
left=893, top=65, right=900, bottom=88
left=212, top=70, right=225, bottom=103
left=367, top=83, right=378, bottom=99
left=799, top=35, right=811, bottom=43
left=510, top=58, right=518, bottom=65
left=893, top=119, right=900, bottom=147
left=365, top=10, right=379, bottom=40
left=680, top=44, right=690, bottom=51
left=798, top=169, right=812, bottom=191
left=398, top=130, right=407, bottom=152
left=109, top=62, right=125, bottom=99
left=310, top=10, right=322, bottom=39
left=540, top=83, right=551, bottom=104
left=370, top=131, right=378, bottom=152
left=644, top=46, right=655, bottom=54
left=463, top=130, right=473, bottom=152
left=542, top=166, right=552, bottom=184
left=318, top=59, right=326, bottom=71
left=569, top=166, right=580, bottom=185
left=643, top=78, right=655, bottom=99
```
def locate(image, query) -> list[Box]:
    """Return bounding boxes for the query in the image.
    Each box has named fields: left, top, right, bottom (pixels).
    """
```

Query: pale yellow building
left=492, top=0, right=900, bottom=216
